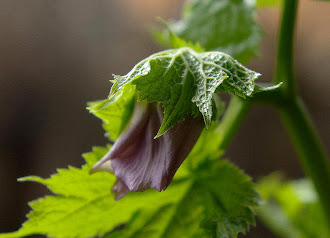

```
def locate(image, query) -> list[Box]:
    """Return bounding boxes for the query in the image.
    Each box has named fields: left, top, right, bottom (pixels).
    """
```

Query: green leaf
left=157, top=18, right=204, bottom=52
left=0, top=147, right=191, bottom=238
left=185, top=123, right=223, bottom=170
left=88, top=84, right=136, bottom=141
left=256, top=174, right=330, bottom=238
left=168, top=32, right=204, bottom=52
left=112, top=47, right=261, bottom=136
left=1, top=126, right=261, bottom=238
left=107, top=160, right=261, bottom=238
left=169, top=0, right=261, bottom=63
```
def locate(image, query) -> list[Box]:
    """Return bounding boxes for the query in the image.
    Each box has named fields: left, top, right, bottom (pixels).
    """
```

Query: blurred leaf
left=111, top=47, right=261, bottom=136
left=157, top=18, right=204, bottom=52
left=167, top=0, right=261, bottom=63
left=257, top=174, right=330, bottom=238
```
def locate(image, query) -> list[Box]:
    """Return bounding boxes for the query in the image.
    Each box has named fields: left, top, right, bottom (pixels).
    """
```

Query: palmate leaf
left=168, top=0, right=261, bottom=64
left=111, top=47, right=261, bottom=136
left=106, top=160, right=261, bottom=238
left=0, top=126, right=261, bottom=238
left=0, top=147, right=191, bottom=238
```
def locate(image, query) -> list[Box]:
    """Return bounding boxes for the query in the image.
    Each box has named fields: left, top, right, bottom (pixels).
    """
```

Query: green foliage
left=157, top=18, right=204, bottom=52
left=107, top=160, right=261, bottom=238
left=1, top=125, right=261, bottom=238
left=0, top=147, right=189, bottom=238
left=2, top=0, right=329, bottom=237
left=167, top=0, right=261, bottom=63
left=88, top=84, right=136, bottom=141
left=167, top=31, right=204, bottom=52
left=256, top=174, right=330, bottom=238
left=111, top=47, right=260, bottom=136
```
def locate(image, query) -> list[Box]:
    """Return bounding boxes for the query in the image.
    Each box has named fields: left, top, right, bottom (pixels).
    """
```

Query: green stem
left=273, top=0, right=330, bottom=224
left=217, top=96, right=251, bottom=151
left=274, top=0, right=298, bottom=96
left=276, top=97, right=330, bottom=223
left=216, top=0, right=330, bottom=225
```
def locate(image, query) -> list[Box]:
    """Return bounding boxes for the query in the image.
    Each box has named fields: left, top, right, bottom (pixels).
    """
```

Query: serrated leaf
left=107, top=160, right=261, bottom=238
left=88, top=84, right=136, bottom=141
left=169, top=0, right=261, bottom=63
left=0, top=147, right=191, bottom=238
left=1, top=126, right=261, bottom=238
left=257, top=174, right=330, bottom=238
left=112, top=47, right=260, bottom=136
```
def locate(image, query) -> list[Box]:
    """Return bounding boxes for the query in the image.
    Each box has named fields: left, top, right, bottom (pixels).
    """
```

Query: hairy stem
left=217, top=96, right=250, bottom=151
left=276, top=98, right=330, bottom=224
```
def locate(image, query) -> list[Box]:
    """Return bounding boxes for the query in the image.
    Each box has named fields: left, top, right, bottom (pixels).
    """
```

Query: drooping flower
left=89, top=46, right=265, bottom=200
left=91, top=102, right=204, bottom=200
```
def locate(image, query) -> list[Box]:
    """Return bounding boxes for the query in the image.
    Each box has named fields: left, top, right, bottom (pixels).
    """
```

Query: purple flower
left=91, top=102, right=204, bottom=200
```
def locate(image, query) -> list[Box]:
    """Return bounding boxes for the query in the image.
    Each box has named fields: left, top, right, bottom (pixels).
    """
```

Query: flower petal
left=92, top=102, right=204, bottom=199
left=111, top=179, right=130, bottom=201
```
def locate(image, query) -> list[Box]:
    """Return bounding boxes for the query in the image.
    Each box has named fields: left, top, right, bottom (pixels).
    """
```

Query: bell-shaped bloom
left=91, top=102, right=204, bottom=200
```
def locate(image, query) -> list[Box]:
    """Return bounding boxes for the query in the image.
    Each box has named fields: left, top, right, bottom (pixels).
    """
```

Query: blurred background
left=0, top=0, right=329, bottom=237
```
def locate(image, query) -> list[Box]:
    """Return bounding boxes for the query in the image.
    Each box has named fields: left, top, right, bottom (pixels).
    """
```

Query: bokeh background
left=0, top=0, right=329, bottom=237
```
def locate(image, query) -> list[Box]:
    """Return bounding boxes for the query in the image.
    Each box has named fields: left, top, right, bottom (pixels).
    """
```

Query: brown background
left=0, top=0, right=329, bottom=237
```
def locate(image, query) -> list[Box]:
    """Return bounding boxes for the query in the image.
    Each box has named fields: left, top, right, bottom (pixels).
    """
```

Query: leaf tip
left=18, top=175, right=44, bottom=183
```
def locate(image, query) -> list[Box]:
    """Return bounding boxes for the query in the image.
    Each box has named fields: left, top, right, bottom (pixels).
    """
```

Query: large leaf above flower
left=168, top=0, right=261, bottom=63
left=111, top=47, right=261, bottom=136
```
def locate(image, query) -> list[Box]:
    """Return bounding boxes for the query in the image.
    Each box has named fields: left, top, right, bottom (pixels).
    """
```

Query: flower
left=91, top=102, right=204, bottom=200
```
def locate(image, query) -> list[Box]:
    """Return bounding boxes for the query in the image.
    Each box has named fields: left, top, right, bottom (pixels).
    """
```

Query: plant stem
left=216, top=0, right=330, bottom=225
left=276, top=97, right=330, bottom=223
left=217, top=96, right=250, bottom=151
left=274, top=0, right=298, bottom=96
left=274, top=0, right=330, bottom=224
